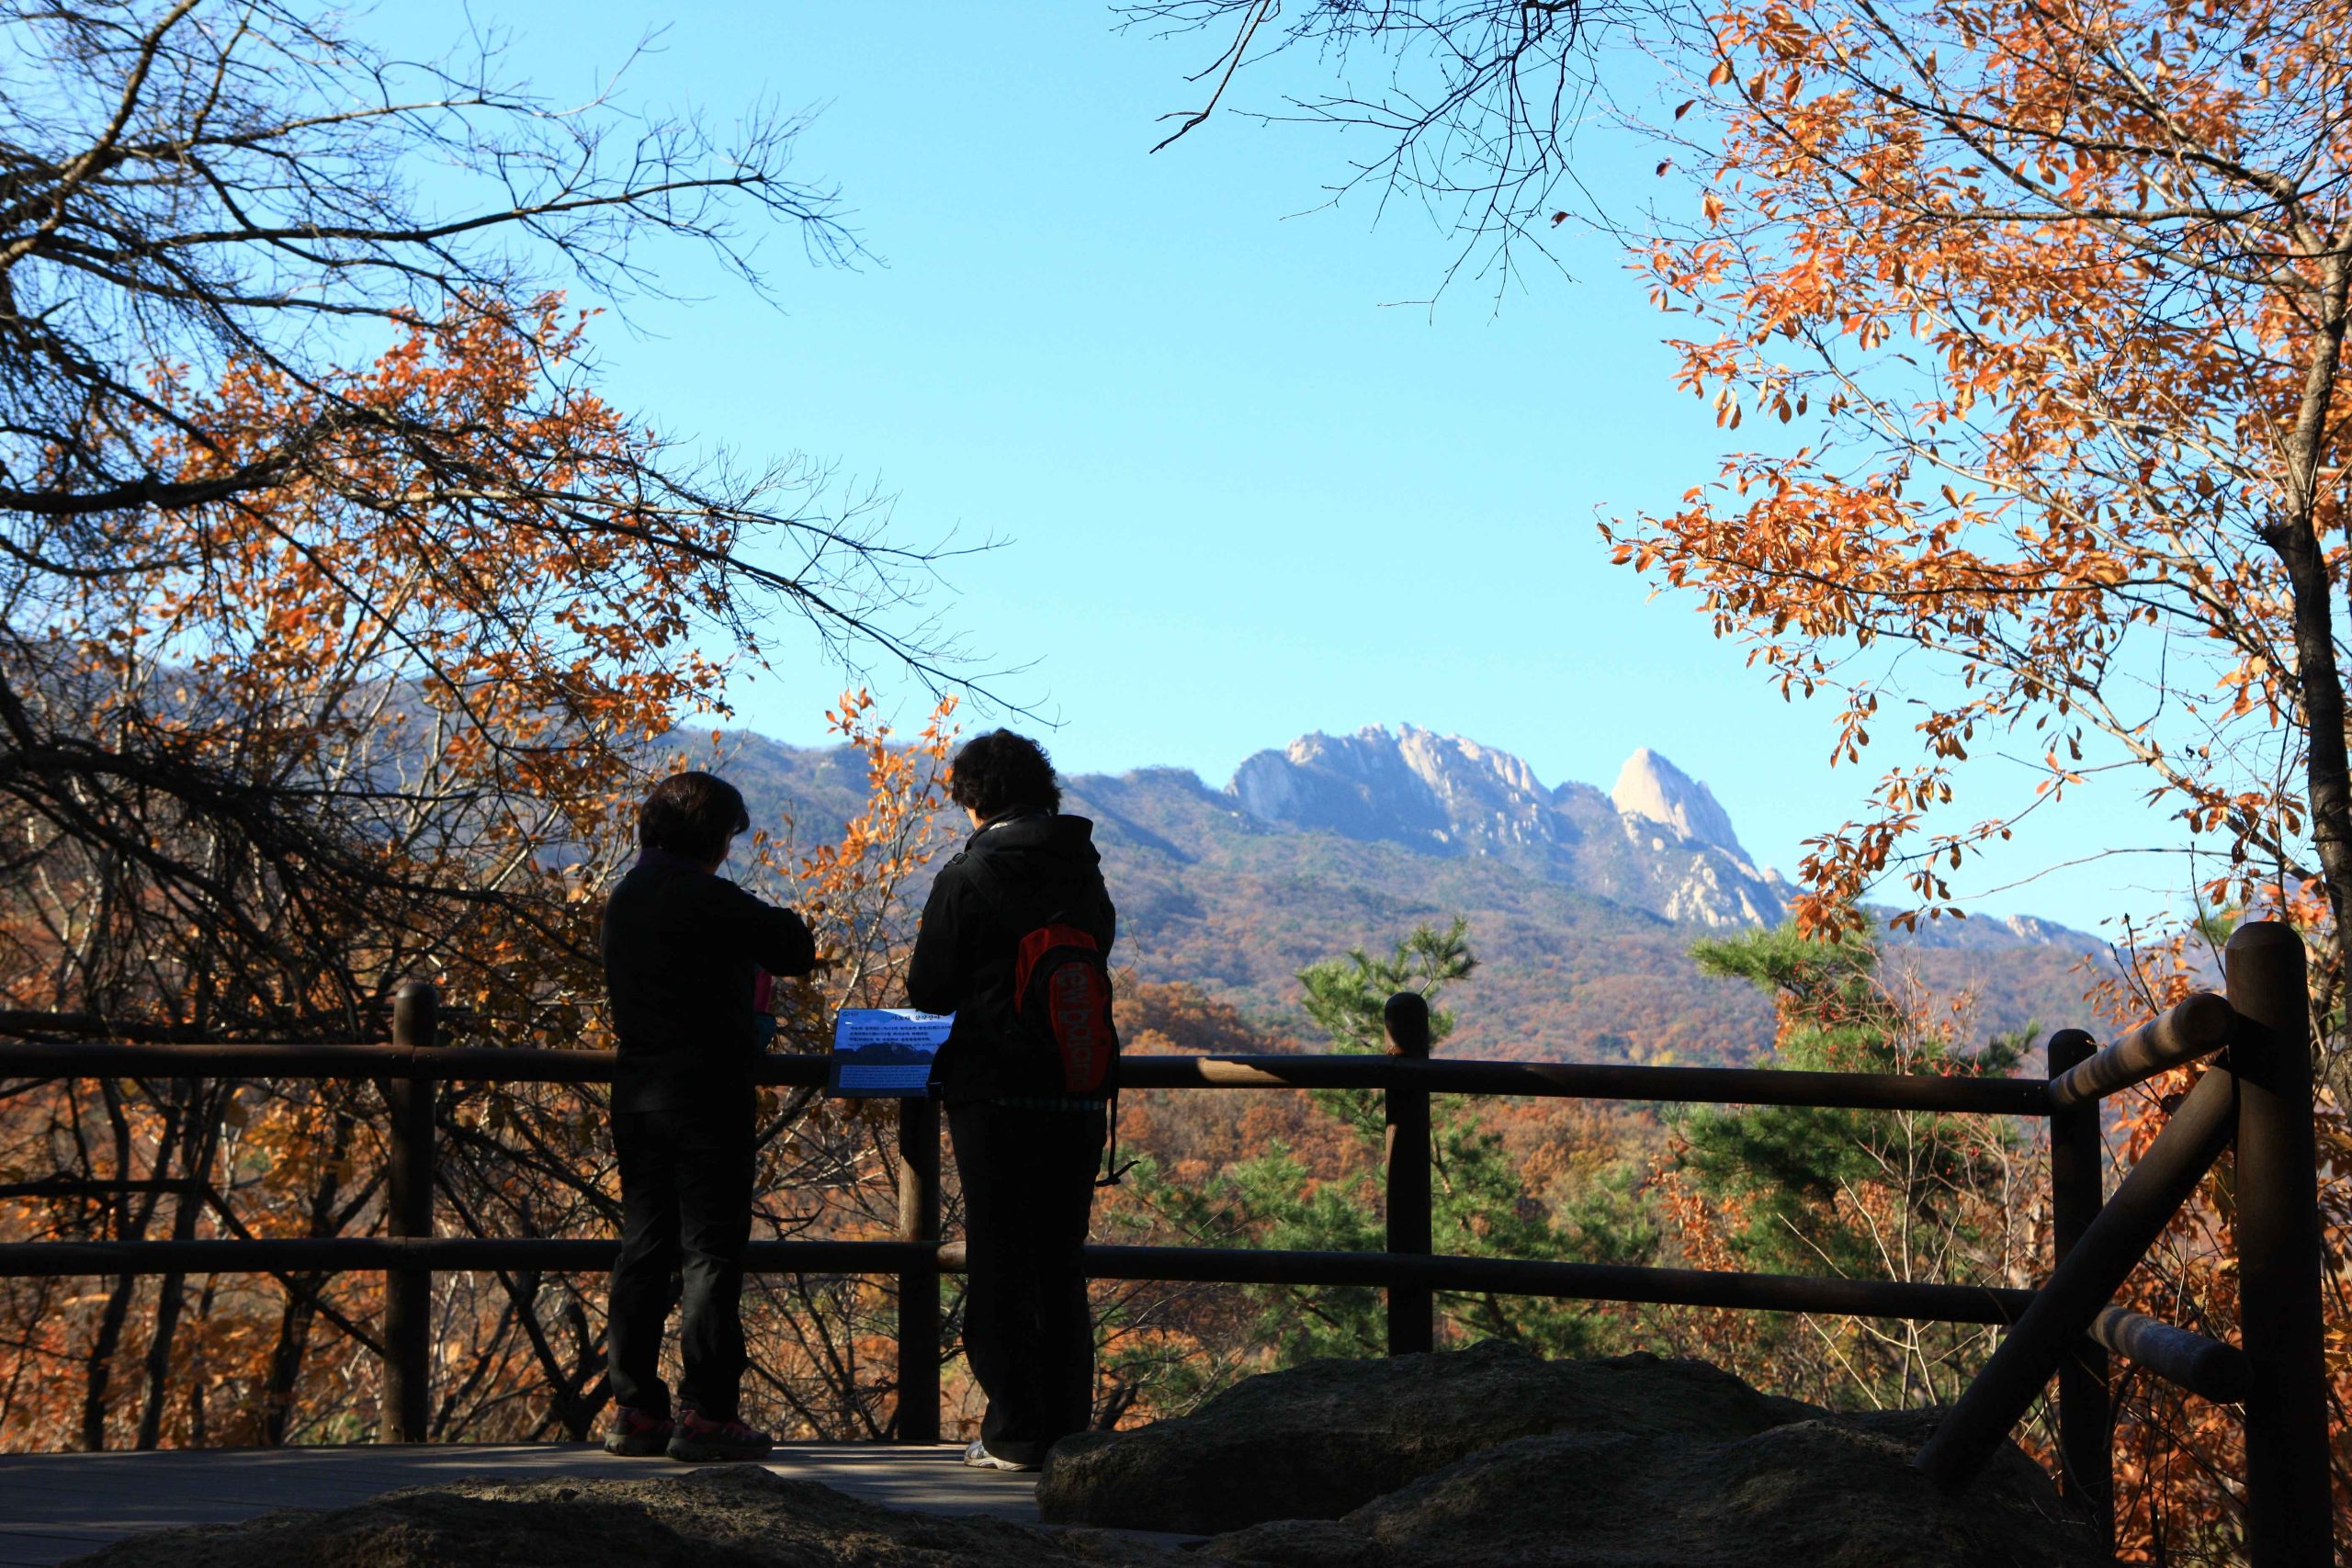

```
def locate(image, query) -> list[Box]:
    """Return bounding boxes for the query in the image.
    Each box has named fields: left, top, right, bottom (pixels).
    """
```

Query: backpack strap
left=1097, top=1089, right=1136, bottom=1190
left=954, top=845, right=1012, bottom=921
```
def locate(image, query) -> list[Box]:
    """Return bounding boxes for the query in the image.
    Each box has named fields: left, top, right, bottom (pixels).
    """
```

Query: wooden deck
left=0, top=1442, right=1048, bottom=1565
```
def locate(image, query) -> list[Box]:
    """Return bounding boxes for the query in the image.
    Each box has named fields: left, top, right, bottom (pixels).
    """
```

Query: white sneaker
left=962, top=1438, right=1037, bottom=1472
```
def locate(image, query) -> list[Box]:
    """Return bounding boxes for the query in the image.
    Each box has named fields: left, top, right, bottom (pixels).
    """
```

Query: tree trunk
left=81, top=1085, right=176, bottom=1450
left=187, top=1275, right=218, bottom=1445
left=136, top=1095, right=220, bottom=1449
left=259, top=1106, right=354, bottom=1446
left=79, top=1274, right=137, bottom=1452
left=2268, top=248, right=2352, bottom=1095
left=258, top=1289, right=316, bottom=1448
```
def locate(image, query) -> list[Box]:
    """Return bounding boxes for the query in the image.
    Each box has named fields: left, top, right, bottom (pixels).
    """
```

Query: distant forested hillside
left=713, top=728, right=2113, bottom=1063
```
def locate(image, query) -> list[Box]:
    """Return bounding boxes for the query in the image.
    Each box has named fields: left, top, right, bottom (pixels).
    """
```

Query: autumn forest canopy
left=1, top=0, right=2349, bottom=1560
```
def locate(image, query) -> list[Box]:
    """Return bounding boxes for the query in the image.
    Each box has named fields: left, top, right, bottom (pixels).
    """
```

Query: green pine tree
left=1669, top=921, right=2033, bottom=1406
left=1109, top=919, right=1656, bottom=1396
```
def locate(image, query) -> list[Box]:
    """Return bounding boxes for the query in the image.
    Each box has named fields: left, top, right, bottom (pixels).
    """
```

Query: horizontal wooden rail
left=0, top=1236, right=2036, bottom=1325
left=0, top=1041, right=2055, bottom=1115
left=1920, top=922, right=2331, bottom=1568
left=1122, top=1055, right=2053, bottom=1114
left=2047, top=992, right=2234, bottom=1111
left=2088, top=1305, right=2248, bottom=1406
left=1074, top=1245, right=2037, bottom=1324
left=0, top=1237, right=935, bottom=1277
left=0, top=1041, right=683, bottom=1084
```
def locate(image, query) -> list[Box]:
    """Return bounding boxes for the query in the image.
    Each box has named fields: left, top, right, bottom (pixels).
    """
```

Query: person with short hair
left=908, top=729, right=1116, bottom=1472
left=601, top=770, right=816, bottom=1462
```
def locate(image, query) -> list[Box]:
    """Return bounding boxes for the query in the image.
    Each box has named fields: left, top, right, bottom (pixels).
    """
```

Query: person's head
left=639, top=771, right=751, bottom=869
left=946, top=730, right=1060, bottom=823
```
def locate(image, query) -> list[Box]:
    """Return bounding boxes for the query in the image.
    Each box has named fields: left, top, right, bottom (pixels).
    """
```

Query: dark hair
left=948, top=730, right=1060, bottom=820
left=639, top=771, right=751, bottom=865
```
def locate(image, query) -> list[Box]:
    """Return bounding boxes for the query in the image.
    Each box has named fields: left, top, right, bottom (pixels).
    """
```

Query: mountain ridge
left=713, top=722, right=2107, bottom=1060
left=1177, top=722, right=2092, bottom=948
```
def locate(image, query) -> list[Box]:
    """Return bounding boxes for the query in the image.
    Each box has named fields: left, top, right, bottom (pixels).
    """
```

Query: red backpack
left=962, top=853, right=1130, bottom=1184
left=1009, top=920, right=1120, bottom=1097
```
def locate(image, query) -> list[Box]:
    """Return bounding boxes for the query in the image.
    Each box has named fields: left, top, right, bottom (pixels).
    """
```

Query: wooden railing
left=1914, top=919, right=2333, bottom=1564
left=0, top=921, right=2332, bottom=1564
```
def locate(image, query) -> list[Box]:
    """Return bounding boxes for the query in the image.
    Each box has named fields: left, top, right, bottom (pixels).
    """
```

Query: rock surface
left=1038, top=1340, right=1819, bottom=1536
left=1042, top=1344, right=2107, bottom=1568
left=1228, top=726, right=1566, bottom=856
left=61, top=1354, right=2108, bottom=1568
left=1199, top=1409, right=2106, bottom=1568
left=64, top=1466, right=1169, bottom=1568
left=1610, top=747, right=1747, bottom=861
left=1224, top=725, right=1794, bottom=929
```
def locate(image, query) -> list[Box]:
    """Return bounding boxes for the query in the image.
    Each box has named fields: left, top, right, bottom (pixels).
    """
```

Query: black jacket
left=907, top=812, right=1116, bottom=1103
left=601, top=847, right=818, bottom=1115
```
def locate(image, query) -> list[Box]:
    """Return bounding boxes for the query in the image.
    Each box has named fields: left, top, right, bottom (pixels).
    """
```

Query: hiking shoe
left=667, top=1408, right=774, bottom=1462
left=602, top=1405, right=674, bottom=1457
left=962, top=1438, right=1038, bottom=1472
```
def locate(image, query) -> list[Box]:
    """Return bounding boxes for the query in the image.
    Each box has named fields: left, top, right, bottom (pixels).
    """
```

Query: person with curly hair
left=909, top=729, right=1117, bottom=1471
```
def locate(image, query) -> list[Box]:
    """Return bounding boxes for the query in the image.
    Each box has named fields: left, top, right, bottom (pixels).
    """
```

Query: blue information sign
left=829, top=1009, right=953, bottom=1098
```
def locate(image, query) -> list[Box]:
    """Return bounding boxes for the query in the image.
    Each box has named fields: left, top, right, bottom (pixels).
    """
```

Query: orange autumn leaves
left=1605, top=4, right=2352, bottom=1551
left=748, top=687, right=961, bottom=1071
left=0, top=284, right=968, bottom=1448
left=147, top=295, right=731, bottom=833
left=1605, top=0, right=2352, bottom=954
left=18, top=293, right=756, bottom=1042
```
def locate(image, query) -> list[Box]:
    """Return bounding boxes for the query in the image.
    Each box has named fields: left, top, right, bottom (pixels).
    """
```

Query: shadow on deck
left=0, top=1443, right=1040, bottom=1566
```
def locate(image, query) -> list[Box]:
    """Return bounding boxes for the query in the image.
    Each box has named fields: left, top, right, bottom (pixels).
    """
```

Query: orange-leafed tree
left=730, top=689, right=966, bottom=1441
left=1597, top=1, right=2352, bottom=1075
left=1131, top=2, right=2352, bottom=1552
left=1594, top=13, right=2352, bottom=1545
left=0, top=290, right=944, bottom=1448
left=1590, top=16, right=2352, bottom=1535
left=0, top=0, right=957, bottom=1453
left=0, top=0, right=936, bottom=1051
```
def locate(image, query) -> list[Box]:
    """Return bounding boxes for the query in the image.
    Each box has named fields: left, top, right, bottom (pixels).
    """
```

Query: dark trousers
left=948, top=1102, right=1105, bottom=1466
left=607, top=1106, right=753, bottom=1421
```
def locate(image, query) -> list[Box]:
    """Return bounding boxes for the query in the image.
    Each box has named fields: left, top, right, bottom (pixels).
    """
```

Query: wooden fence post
left=2224, top=921, right=2334, bottom=1567
left=1916, top=1065, right=2237, bottom=1492
left=2046, top=1027, right=2112, bottom=1550
left=382, top=981, right=436, bottom=1443
left=1384, top=992, right=1433, bottom=1356
left=896, top=1096, right=941, bottom=1442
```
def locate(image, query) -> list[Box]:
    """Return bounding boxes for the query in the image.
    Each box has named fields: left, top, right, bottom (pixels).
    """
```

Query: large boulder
left=1199, top=1409, right=2108, bottom=1568
left=65, top=1466, right=1170, bottom=1568
left=1038, top=1339, right=1821, bottom=1535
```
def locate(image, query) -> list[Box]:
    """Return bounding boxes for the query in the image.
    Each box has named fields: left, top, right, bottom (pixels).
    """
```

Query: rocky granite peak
left=1229, top=726, right=1557, bottom=855
left=1610, top=747, right=1748, bottom=863
left=1226, top=726, right=1787, bottom=929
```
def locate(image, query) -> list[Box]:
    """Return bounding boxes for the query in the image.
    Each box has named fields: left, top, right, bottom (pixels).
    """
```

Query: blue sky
left=380, top=3, right=2187, bottom=933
